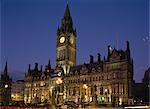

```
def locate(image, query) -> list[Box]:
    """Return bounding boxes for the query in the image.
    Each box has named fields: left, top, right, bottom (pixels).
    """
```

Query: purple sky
left=1, top=0, right=149, bottom=82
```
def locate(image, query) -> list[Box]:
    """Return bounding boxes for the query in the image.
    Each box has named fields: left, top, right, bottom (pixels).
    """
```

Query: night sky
left=1, top=0, right=149, bottom=82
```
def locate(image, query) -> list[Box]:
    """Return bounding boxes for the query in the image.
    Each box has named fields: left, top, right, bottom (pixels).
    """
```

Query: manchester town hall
left=24, top=3, right=134, bottom=107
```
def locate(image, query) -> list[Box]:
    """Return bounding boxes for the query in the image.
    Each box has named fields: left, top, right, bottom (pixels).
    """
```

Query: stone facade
left=11, top=80, right=24, bottom=102
left=24, top=4, right=134, bottom=106
left=63, top=44, right=134, bottom=106
left=142, top=67, right=150, bottom=103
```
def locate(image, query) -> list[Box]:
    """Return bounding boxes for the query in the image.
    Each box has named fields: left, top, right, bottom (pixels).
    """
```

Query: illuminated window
left=40, top=82, right=45, bottom=86
left=34, top=83, right=36, bottom=87
left=112, top=63, right=119, bottom=69
left=98, top=96, right=105, bottom=103
left=113, top=73, right=116, bottom=79
left=73, top=87, right=76, bottom=96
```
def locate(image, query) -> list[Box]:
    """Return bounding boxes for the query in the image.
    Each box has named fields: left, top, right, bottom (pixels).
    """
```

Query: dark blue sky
left=1, top=0, right=149, bottom=82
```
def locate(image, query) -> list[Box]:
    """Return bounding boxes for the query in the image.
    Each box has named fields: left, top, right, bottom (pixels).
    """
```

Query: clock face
left=60, top=37, right=65, bottom=43
left=70, top=36, right=74, bottom=44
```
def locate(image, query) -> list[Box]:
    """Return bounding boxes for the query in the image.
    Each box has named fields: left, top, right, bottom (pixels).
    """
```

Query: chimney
left=90, top=55, right=94, bottom=63
left=28, top=64, right=31, bottom=72
left=4, top=61, right=8, bottom=74
left=34, top=63, right=38, bottom=70
left=98, top=53, right=101, bottom=63
left=40, top=65, right=43, bottom=72
left=126, top=41, right=131, bottom=60
left=126, top=40, right=130, bottom=51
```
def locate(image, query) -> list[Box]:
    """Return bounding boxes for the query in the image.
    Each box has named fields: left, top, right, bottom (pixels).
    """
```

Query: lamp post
left=105, top=88, right=108, bottom=103
left=83, top=84, right=88, bottom=103
left=79, top=84, right=88, bottom=108
left=49, top=86, right=53, bottom=105
left=56, top=78, right=63, bottom=106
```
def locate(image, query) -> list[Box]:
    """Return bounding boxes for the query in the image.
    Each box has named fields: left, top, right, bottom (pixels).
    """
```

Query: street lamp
left=49, top=86, right=53, bottom=101
left=83, top=84, right=88, bottom=102
left=56, top=78, right=63, bottom=106
left=105, top=88, right=108, bottom=103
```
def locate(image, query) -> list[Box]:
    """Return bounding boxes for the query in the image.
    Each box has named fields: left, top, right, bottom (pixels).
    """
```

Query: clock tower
left=56, top=4, right=76, bottom=75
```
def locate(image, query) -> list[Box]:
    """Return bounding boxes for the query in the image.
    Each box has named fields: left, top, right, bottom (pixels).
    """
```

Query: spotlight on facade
left=56, top=78, right=63, bottom=85
left=83, top=84, right=88, bottom=89
left=5, top=84, right=8, bottom=88
left=104, top=88, right=108, bottom=93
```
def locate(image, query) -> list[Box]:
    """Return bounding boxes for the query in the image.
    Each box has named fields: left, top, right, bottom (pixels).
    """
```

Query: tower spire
left=59, top=3, right=74, bottom=33
left=64, top=4, right=70, bottom=18
left=56, top=1, right=76, bottom=73
left=48, top=59, right=51, bottom=69
left=67, top=0, right=69, bottom=5
left=4, top=61, right=8, bottom=74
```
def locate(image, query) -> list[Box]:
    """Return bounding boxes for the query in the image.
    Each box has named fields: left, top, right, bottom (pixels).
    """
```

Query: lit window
left=112, top=63, right=119, bottom=69
left=40, top=82, right=45, bottom=86
left=34, top=83, right=36, bottom=87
